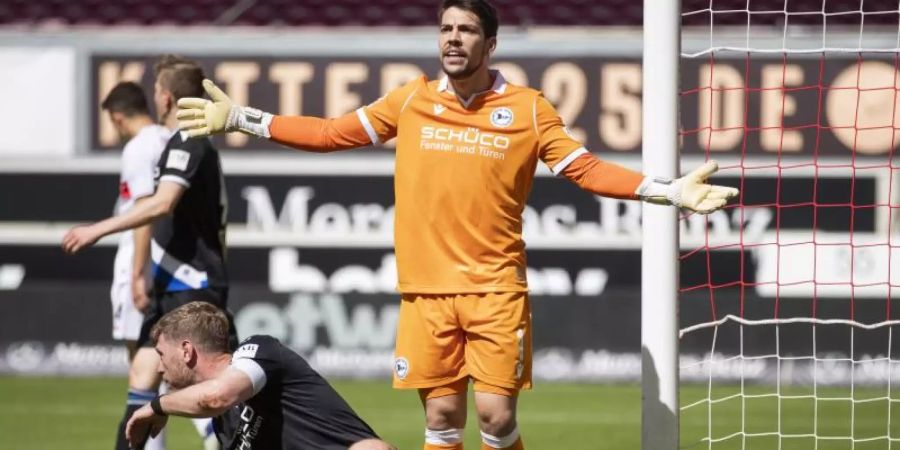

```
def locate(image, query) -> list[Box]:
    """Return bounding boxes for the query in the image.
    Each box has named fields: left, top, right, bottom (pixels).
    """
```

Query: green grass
left=0, top=377, right=895, bottom=449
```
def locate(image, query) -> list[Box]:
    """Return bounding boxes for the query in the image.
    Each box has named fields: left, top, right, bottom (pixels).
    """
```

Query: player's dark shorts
left=136, top=287, right=238, bottom=349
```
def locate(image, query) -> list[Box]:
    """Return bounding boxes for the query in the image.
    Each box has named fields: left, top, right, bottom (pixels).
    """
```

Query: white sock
left=144, top=383, right=169, bottom=450
left=144, top=429, right=166, bottom=450
left=481, top=426, right=520, bottom=449
left=425, top=428, right=463, bottom=446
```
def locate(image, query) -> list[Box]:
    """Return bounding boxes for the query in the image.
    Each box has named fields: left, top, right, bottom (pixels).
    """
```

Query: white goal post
left=642, top=0, right=681, bottom=449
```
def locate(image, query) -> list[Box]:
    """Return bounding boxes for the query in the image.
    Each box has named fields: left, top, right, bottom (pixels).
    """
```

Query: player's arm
left=125, top=367, right=255, bottom=448
left=560, top=154, right=739, bottom=214
left=160, top=367, right=255, bottom=417
left=61, top=182, right=184, bottom=254
left=559, top=153, right=645, bottom=199
left=130, top=196, right=152, bottom=312
left=534, top=95, right=738, bottom=214
left=176, top=79, right=373, bottom=152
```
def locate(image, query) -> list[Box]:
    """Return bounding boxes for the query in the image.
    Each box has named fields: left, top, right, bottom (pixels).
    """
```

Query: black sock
left=115, top=389, right=156, bottom=450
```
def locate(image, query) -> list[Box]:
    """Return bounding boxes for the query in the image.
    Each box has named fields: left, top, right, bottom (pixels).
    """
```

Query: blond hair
left=150, top=301, right=230, bottom=353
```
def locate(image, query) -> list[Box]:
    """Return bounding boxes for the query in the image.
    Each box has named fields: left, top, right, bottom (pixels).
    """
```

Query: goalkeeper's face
left=155, top=334, right=196, bottom=389
left=439, top=7, right=496, bottom=80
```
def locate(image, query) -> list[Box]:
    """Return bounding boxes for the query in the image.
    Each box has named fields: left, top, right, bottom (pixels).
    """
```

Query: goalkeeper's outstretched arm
left=180, top=80, right=738, bottom=214
left=561, top=154, right=739, bottom=215
left=176, top=79, right=371, bottom=152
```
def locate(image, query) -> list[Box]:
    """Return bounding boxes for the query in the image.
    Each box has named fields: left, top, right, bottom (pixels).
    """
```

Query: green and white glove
left=636, top=160, right=739, bottom=214
left=176, top=79, right=272, bottom=139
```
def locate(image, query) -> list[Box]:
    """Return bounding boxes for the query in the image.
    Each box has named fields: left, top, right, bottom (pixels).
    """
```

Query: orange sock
left=425, top=443, right=463, bottom=450
left=480, top=435, right=523, bottom=450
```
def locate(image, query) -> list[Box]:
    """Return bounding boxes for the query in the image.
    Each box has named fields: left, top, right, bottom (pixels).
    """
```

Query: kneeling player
left=125, top=302, right=395, bottom=450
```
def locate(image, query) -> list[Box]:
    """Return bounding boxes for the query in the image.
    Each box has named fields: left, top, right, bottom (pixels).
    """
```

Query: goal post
left=641, top=1, right=681, bottom=450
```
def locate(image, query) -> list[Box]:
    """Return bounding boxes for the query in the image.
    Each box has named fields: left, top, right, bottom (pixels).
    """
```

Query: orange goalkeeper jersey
left=355, top=71, right=588, bottom=293
left=267, top=70, right=637, bottom=293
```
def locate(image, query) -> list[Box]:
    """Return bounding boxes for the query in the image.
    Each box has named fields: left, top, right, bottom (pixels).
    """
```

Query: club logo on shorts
left=490, top=107, right=514, bottom=128
left=394, top=357, right=410, bottom=380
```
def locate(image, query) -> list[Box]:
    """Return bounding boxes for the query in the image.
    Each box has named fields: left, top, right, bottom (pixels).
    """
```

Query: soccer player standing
left=101, top=81, right=171, bottom=450
left=63, top=55, right=233, bottom=450
left=176, top=1, right=739, bottom=449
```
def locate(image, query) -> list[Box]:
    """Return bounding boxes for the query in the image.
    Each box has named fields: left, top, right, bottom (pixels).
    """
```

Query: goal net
left=678, top=1, right=900, bottom=448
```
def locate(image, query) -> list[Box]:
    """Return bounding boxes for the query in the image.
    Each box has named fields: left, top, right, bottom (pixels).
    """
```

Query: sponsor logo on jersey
left=166, top=149, right=191, bottom=171
left=236, top=405, right=263, bottom=450
left=434, top=104, right=447, bottom=115
left=234, top=343, right=259, bottom=359
left=394, top=357, right=409, bottom=380
left=490, top=107, right=514, bottom=128
left=420, top=126, right=510, bottom=150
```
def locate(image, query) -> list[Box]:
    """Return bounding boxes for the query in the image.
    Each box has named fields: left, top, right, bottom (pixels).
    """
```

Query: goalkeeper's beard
left=443, top=53, right=486, bottom=81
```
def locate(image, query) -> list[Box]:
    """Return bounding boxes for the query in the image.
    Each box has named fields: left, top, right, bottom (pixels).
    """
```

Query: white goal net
left=678, top=1, right=900, bottom=448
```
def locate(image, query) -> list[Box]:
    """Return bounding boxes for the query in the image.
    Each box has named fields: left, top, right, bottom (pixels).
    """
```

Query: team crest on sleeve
left=166, top=149, right=191, bottom=171
left=233, top=343, right=259, bottom=359
left=394, top=357, right=409, bottom=380
left=490, top=107, right=514, bottom=128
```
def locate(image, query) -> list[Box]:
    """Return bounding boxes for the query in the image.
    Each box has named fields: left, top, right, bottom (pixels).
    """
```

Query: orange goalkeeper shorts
left=392, top=291, right=532, bottom=392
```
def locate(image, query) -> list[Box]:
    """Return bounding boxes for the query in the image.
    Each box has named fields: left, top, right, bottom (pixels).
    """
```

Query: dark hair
left=154, top=54, right=205, bottom=100
left=439, top=0, right=499, bottom=39
left=101, top=81, right=150, bottom=117
left=151, top=301, right=231, bottom=354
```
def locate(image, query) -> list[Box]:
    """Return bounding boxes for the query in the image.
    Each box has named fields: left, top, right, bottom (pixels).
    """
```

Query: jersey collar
left=438, top=69, right=508, bottom=107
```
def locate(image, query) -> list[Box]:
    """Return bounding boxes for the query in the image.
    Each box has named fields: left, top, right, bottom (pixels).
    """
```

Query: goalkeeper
left=177, top=1, right=738, bottom=449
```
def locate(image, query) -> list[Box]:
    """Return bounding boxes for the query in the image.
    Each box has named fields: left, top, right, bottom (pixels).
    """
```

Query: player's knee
left=425, top=404, right=466, bottom=430
left=476, top=408, right=516, bottom=437
left=127, top=364, right=154, bottom=390
left=423, top=392, right=467, bottom=429
left=348, top=438, right=396, bottom=450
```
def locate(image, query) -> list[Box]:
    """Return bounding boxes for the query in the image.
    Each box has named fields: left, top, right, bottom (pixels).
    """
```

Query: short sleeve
left=159, top=134, right=206, bottom=188
left=358, top=77, right=423, bottom=144
left=231, top=335, right=283, bottom=395
left=121, top=135, right=159, bottom=200
left=534, top=94, right=588, bottom=175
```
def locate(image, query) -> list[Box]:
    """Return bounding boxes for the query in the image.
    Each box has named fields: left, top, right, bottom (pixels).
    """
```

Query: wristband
left=150, top=395, right=167, bottom=416
left=228, top=105, right=273, bottom=138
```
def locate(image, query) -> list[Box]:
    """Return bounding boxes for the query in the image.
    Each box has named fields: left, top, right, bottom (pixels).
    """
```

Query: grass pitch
left=0, top=376, right=893, bottom=449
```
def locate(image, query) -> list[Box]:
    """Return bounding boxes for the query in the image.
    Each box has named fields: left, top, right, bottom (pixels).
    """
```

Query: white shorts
left=111, top=241, right=144, bottom=341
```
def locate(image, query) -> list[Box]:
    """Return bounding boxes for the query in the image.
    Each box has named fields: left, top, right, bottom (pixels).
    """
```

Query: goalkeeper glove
left=636, top=160, right=739, bottom=214
left=176, top=79, right=272, bottom=139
